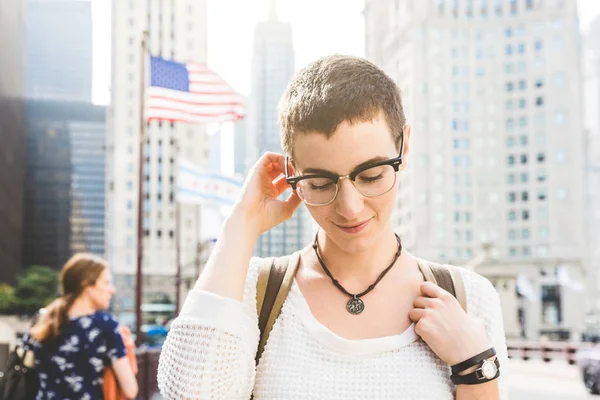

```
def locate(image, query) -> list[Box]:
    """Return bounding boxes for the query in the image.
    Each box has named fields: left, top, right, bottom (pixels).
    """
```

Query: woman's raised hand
left=232, top=152, right=303, bottom=237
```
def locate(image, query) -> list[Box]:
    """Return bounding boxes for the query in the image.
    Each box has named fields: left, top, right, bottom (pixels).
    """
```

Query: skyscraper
left=25, top=0, right=93, bottom=102
left=22, top=100, right=106, bottom=270
left=250, top=0, right=314, bottom=257
left=582, top=16, right=600, bottom=333
left=364, top=0, right=586, bottom=339
left=106, top=0, right=211, bottom=324
left=0, top=0, right=26, bottom=283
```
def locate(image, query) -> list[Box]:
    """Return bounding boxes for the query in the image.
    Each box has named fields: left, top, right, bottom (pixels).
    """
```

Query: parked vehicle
left=577, top=343, right=600, bottom=395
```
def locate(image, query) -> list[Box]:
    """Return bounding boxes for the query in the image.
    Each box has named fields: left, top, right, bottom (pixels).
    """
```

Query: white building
left=250, top=1, right=315, bottom=257
left=106, top=0, right=210, bottom=325
left=364, top=0, right=587, bottom=340
left=582, top=16, right=600, bottom=336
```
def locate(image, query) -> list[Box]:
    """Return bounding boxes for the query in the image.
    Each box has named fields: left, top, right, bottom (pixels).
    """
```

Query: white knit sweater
left=157, top=257, right=510, bottom=399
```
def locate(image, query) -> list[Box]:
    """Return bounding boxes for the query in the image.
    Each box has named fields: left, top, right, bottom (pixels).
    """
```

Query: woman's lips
left=335, top=219, right=371, bottom=234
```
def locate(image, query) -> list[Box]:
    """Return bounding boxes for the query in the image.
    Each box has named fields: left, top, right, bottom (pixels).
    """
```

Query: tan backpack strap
left=255, top=251, right=301, bottom=366
left=448, top=265, right=467, bottom=313
left=416, top=259, right=467, bottom=313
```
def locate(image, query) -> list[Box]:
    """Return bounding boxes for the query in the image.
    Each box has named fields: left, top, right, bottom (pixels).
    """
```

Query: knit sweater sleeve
left=157, top=258, right=262, bottom=400
left=462, top=269, right=511, bottom=400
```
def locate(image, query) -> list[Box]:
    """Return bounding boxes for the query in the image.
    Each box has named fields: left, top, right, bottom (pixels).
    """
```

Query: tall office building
left=0, top=0, right=26, bottom=283
left=250, top=0, right=314, bottom=257
left=25, top=0, right=93, bottom=102
left=582, top=16, right=600, bottom=332
left=106, top=0, right=210, bottom=324
left=364, top=0, right=586, bottom=339
left=22, top=100, right=106, bottom=270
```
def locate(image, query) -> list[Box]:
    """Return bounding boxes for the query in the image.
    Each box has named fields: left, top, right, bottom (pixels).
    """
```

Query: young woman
left=27, top=253, right=138, bottom=400
left=158, top=55, right=509, bottom=399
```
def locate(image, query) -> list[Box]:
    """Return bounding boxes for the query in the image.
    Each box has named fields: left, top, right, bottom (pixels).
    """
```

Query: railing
left=506, top=340, right=596, bottom=365
left=133, top=340, right=596, bottom=398
left=135, top=348, right=162, bottom=400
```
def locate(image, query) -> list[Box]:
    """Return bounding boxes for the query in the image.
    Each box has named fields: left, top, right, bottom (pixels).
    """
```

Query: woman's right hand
left=232, top=152, right=303, bottom=236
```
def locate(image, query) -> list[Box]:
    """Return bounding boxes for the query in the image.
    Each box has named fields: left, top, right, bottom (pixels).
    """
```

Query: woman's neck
left=67, top=297, right=96, bottom=318
left=314, top=227, right=402, bottom=283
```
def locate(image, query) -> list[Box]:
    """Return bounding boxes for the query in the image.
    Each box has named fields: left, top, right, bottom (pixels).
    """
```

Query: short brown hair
left=279, top=55, right=406, bottom=163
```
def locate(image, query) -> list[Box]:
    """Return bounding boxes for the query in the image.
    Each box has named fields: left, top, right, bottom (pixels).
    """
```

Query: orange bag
left=102, top=325, right=138, bottom=400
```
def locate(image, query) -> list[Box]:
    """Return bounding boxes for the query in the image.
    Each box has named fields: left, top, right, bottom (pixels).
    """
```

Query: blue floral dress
left=28, top=311, right=126, bottom=400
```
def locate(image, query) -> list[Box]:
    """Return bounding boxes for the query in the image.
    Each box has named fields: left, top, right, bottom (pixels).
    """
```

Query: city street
left=509, top=359, right=596, bottom=399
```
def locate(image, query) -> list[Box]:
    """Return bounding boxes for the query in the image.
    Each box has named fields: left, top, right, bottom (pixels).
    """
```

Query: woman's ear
left=400, top=124, right=411, bottom=168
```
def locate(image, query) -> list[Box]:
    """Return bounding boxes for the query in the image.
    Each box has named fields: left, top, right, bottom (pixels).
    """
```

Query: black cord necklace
left=312, top=233, right=402, bottom=315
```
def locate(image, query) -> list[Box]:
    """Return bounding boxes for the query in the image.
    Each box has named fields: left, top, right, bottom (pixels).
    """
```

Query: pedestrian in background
left=26, top=253, right=138, bottom=399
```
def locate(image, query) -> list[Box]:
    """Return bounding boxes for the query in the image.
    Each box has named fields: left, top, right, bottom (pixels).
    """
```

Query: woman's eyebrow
left=302, top=156, right=388, bottom=175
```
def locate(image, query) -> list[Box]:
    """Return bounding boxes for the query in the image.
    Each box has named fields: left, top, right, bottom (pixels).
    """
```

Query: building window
left=506, top=45, right=513, bottom=55
left=519, top=117, right=527, bottom=127
left=508, top=173, right=516, bottom=184
left=522, top=228, right=530, bottom=239
left=517, top=43, right=526, bottom=53
left=536, top=96, right=544, bottom=106
left=519, top=98, right=527, bottom=109
left=522, top=210, right=529, bottom=220
left=507, top=137, right=515, bottom=147
left=508, top=210, right=516, bottom=221
left=520, top=154, right=528, bottom=164
left=506, top=100, right=514, bottom=110
left=505, top=63, right=513, bottom=73
left=521, top=191, right=529, bottom=201
left=523, top=247, right=530, bottom=256
left=506, top=82, right=514, bottom=92
left=506, top=118, right=514, bottom=129
left=537, top=152, right=545, bottom=162
left=507, top=155, right=515, bottom=165
left=520, top=172, right=528, bottom=182
left=538, top=190, right=546, bottom=200
left=535, top=39, right=543, bottom=51
left=537, top=170, right=546, bottom=182
left=509, top=229, right=517, bottom=241
left=509, top=247, right=517, bottom=257
left=505, top=27, right=512, bottom=38
left=535, top=79, right=543, bottom=88
left=508, top=192, right=516, bottom=202
left=519, top=80, right=527, bottom=90
left=520, top=135, right=528, bottom=146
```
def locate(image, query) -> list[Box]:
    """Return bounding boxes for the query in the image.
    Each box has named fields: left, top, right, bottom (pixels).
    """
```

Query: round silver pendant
left=346, top=296, right=365, bottom=315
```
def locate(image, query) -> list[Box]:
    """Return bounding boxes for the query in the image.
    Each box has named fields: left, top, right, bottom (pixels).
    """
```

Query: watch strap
left=451, top=358, right=500, bottom=385
left=451, top=347, right=496, bottom=374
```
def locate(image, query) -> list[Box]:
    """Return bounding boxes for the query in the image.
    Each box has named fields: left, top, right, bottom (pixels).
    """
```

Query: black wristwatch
left=451, top=347, right=496, bottom=375
left=451, top=358, right=500, bottom=385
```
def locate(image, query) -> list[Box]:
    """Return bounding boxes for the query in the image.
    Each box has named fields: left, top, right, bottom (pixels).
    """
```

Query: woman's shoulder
left=78, top=311, right=120, bottom=331
left=454, top=267, right=497, bottom=296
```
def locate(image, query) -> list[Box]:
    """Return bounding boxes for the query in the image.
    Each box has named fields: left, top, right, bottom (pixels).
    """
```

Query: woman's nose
left=334, top=179, right=364, bottom=220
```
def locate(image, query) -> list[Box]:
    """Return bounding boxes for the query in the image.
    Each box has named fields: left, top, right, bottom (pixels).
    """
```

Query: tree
left=12, top=266, right=60, bottom=315
left=0, top=283, right=17, bottom=313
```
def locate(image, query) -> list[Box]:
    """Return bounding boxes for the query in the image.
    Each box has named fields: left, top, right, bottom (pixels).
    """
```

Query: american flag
left=145, top=56, right=245, bottom=124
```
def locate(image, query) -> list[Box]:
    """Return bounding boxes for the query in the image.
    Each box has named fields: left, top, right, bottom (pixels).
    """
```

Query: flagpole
left=195, top=205, right=201, bottom=279
left=175, top=185, right=182, bottom=315
left=135, top=30, right=149, bottom=347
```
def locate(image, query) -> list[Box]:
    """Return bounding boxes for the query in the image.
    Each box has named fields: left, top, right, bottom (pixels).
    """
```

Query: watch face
left=481, top=360, right=498, bottom=379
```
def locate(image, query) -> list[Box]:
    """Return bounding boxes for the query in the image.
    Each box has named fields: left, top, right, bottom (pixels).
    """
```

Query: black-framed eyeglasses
left=285, top=134, right=405, bottom=206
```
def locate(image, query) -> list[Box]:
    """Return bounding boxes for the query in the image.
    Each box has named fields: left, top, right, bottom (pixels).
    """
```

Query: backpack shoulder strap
left=416, top=259, right=468, bottom=313
left=255, top=251, right=301, bottom=365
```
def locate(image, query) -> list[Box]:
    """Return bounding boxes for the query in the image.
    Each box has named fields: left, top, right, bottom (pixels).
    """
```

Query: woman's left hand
left=409, top=281, right=490, bottom=366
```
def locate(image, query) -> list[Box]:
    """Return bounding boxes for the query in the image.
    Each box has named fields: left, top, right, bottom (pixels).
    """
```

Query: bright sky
left=92, top=0, right=600, bottom=105
left=91, top=0, right=364, bottom=104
